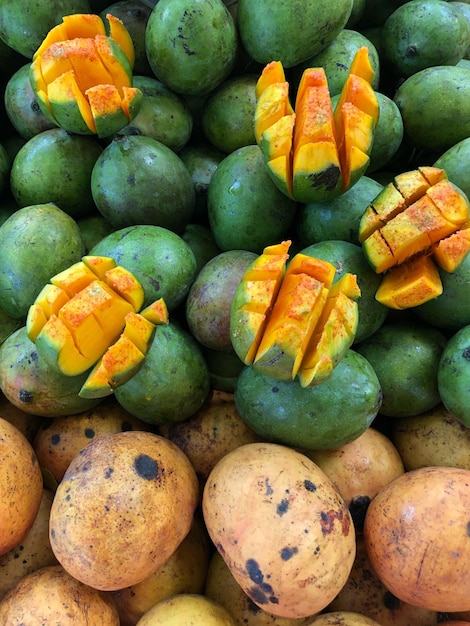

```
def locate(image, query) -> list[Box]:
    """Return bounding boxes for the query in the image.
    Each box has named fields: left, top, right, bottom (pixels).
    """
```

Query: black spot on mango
left=134, top=453, right=159, bottom=480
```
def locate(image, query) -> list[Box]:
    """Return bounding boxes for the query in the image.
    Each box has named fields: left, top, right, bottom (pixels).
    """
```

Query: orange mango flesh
left=26, top=256, right=166, bottom=398
left=254, top=46, right=379, bottom=203
left=359, top=166, right=470, bottom=309
left=230, top=241, right=361, bottom=386
left=30, top=13, right=139, bottom=137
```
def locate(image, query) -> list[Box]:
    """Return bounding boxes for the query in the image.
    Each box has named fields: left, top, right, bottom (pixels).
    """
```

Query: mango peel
left=30, top=13, right=142, bottom=138
left=26, top=255, right=169, bottom=398
left=254, top=46, right=379, bottom=203
left=359, top=166, right=470, bottom=309
left=230, top=240, right=361, bottom=387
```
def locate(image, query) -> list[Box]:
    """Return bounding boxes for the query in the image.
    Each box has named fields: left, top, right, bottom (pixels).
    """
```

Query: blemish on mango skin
left=320, top=508, right=351, bottom=536
left=133, top=453, right=159, bottom=480
left=245, top=558, right=279, bottom=606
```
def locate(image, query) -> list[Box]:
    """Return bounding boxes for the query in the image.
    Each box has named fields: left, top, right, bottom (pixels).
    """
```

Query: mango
left=237, top=0, right=354, bottom=68
left=29, top=13, right=143, bottom=138
left=25, top=256, right=168, bottom=398
left=359, top=166, right=470, bottom=309
left=255, top=47, right=379, bottom=203
left=230, top=240, right=361, bottom=386
left=145, top=0, right=238, bottom=96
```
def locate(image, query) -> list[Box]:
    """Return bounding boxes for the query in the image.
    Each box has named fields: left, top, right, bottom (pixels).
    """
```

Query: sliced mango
left=27, top=255, right=166, bottom=395
left=30, top=13, right=141, bottom=137
left=254, top=46, right=379, bottom=203
left=230, top=243, right=360, bottom=386
left=360, top=166, right=470, bottom=309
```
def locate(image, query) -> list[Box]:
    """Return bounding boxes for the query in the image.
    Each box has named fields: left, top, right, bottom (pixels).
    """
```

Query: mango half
left=359, top=166, right=470, bottom=309
left=230, top=240, right=361, bottom=387
left=26, top=255, right=168, bottom=398
left=255, top=46, right=379, bottom=203
left=30, top=13, right=142, bottom=138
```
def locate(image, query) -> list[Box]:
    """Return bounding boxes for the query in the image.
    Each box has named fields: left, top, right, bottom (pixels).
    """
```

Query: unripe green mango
left=236, top=0, right=354, bottom=68
left=394, top=65, right=470, bottom=152
left=145, top=0, right=238, bottom=96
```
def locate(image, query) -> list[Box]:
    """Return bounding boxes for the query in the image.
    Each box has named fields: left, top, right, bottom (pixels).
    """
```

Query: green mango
left=300, top=240, right=389, bottom=344
left=237, top=0, right=354, bottom=68
left=356, top=320, right=446, bottom=418
left=0, top=203, right=85, bottom=320
left=145, top=0, right=238, bottom=96
left=114, top=321, right=211, bottom=425
left=393, top=65, right=470, bottom=152
left=438, top=324, right=470, bottom=427
left=234, top=349, right=382, bottom=450
left=434, top=136, right=470, bottom=200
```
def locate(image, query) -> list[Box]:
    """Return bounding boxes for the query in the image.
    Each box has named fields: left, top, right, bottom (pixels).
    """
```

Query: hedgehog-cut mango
left=26, top=255, right=169, bottom=398
left=230, top=240, right=361, bottom=387
left=30, top=13, right=143, bottom=138
left=254, top=46, right=379, bottom=203
left=359, top=166, right=470, bottom=310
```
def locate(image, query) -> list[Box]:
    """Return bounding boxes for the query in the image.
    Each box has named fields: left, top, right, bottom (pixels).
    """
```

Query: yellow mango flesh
left=433, top=225, right=470, bottom=272
left=360, top=166, right=470, bottom=309
left=375, top=255, right=443, bottom=310
left=106, top=13, right=135, bottom=68
left=27, top=256, right=156, bottom=384
left=231, top=243, right=360, bottom=386
left=254, top=46, right=378, bottom=203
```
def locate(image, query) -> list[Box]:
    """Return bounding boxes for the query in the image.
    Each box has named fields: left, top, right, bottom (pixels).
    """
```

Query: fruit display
left=0, top=0, right=470, bottom=624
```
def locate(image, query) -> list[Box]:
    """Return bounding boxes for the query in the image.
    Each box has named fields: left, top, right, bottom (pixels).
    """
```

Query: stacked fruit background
left=0, top=0, right=469, bottom=624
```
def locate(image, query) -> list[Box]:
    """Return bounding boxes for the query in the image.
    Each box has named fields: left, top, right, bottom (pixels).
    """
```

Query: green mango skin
left=0, top=0, right=91, bottom=59
left=234, top=349, right=382, bottom=451
left=119, top=75, right=193, bottom=154
left=10, top=128, right=102, bottom=219
left=89, top=224, right=197, bottom=312
left=4, top=64, right=57, bottom=140
left=393, top=65, right=470, bottom=152
left=382, top=0, right=470, bottom=78
left=0, top=203, right=85, bottom=320
left=145, top=0, right=238, bottom=96
left=237, top=0, right=354, bottom=68
left=296, top=176, right=383, bottom=247
left=438, top=324, right=470, bottom=427
left=91, top=134, right=195, bottom=233
left=114, top=322, right=211, bottom=425
left=356, top=320, right=447, bottom=418
left=0, top=327, right=100, bottom=417
left=300, top=240, right=389, bottom=344
left=367, top=92, right=404, bottom=173
left=434, top=136, right=470, bottom=200
left=201, top=74, right=258, bottom=154
left=207, top=145, right=298, bottom=253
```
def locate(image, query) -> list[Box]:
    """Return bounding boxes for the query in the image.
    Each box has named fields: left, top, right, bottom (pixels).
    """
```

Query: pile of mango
left=0, top=0, right=470, bottom=623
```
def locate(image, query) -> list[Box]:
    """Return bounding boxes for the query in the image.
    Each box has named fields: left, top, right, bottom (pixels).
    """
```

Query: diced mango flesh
left=359, top=166, right=470, bottom=310
left=27, top=256, right=163, bottom=390
left=230, top=242, right=361, bottom=386
left=254, top=46, right=379, bottom=202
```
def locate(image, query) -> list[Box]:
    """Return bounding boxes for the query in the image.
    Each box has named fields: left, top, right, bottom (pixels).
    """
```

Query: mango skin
left=237, top=0, right=354, bottom=68
left=234, top=349, right=382, bottom=450
left=394, top=65, right=470, bottom=152
left=145, top=0, right=238, bottom=96
left=0, top=204, right=85, bottom=320
left=438, top=324, right=470, bottom=428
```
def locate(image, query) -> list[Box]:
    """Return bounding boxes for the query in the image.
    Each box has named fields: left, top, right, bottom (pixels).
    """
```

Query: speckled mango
left=230, top=240, right=360, bottom=386
left=254, top=46, right=379, bottom=203
left=30, top=13, right=142, bottom=138
left=26, top=255, right=168, bottom=399
left=359, top=166, right=470, bottom=309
